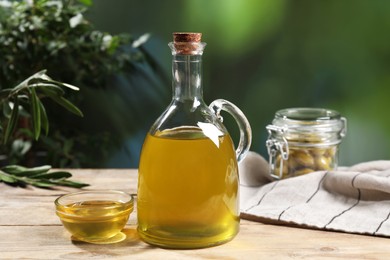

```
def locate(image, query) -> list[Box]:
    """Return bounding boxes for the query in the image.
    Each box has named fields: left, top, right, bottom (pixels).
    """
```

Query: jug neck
left=171, top=53, right=204, bottom=102
left=168, top=34, right=206, bottom=104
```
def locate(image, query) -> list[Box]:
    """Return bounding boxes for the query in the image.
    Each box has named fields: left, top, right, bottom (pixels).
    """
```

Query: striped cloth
left=239, top=152, right=390, bottom=237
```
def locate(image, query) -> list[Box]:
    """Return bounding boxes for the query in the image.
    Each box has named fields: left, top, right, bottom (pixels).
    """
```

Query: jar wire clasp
left=266, top=125, right=289, bottom=180
left=340, top=117, right=347, bottom=138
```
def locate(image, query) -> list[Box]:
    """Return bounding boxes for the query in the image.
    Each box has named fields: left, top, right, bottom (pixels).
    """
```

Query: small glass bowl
left=55, top=190, right=134, bottom=243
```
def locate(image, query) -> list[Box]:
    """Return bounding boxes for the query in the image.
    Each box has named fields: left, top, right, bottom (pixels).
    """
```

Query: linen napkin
left=239, top=151, right=390, bottom=237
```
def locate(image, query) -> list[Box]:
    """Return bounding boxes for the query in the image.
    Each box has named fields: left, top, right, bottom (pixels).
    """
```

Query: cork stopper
left=173, top=32, right=202, bottom=43
left=172, top=32, right=204, bottom=55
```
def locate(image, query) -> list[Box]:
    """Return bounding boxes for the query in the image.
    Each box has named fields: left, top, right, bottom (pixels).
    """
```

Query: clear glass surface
left=137, top=35, right=251, bottom=248
left=267, top=107, right=347, bottom=179
left=55, top=190, right=133, bottom=242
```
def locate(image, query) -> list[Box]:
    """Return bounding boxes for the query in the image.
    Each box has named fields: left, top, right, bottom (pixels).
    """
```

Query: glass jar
left=266, top=108, right=347, bottom=179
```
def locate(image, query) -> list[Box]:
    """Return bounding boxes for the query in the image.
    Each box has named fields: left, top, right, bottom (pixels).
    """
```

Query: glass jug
left=137, top=32, right=252, bottom=249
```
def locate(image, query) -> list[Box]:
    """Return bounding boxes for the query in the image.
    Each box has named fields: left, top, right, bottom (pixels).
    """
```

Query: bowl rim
left=55, top=189, right=134, bottom=212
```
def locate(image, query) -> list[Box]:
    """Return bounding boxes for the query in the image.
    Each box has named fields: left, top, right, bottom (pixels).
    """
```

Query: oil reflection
left=70, top=228, right=140, bottom=245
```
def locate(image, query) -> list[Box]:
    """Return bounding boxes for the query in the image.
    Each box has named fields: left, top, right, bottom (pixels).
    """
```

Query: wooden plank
left=0, top=224, right=389, bottom=259
left=0, top=169, right=138, bottom=225
left=1, top=169, right=389, bottom=259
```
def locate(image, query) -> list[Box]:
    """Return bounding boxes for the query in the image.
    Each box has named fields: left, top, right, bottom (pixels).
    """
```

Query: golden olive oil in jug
left=137, top=33, right=252, bottom=249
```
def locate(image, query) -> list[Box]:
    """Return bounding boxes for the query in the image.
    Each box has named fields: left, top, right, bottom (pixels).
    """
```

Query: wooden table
left=1, top=169, right=389, bottom=259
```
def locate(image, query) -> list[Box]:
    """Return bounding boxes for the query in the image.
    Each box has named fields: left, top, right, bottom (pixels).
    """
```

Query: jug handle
left=209, top=99, right=252, bottom=163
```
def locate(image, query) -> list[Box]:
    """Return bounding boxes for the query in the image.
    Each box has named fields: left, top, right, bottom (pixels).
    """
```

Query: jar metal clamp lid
left=266, top=108, right=347, bottom=180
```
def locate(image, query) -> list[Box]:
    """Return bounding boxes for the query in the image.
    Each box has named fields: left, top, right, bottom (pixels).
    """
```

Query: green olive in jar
left=310, top=147, right=327, bottom=157
left=290, top=149, right=314, bottom=168
left=280, top=146, right=336, bottom=178
left=325, top=146, right=337, bottom=158
left=314, top=155, right=332, bottom=170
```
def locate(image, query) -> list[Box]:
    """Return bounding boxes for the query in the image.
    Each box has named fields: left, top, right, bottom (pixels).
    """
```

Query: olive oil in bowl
left=55, top=190, right=134, bottom=242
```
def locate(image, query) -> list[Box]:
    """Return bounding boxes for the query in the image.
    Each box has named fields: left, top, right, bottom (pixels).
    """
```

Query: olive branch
left=0, top=70, right=88, bottom=188
left=0, top=165, right=87, bottom=188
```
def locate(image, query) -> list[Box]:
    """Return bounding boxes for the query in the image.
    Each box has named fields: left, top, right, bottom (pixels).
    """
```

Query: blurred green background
left=2, top=0, right=390, bottom=168
left=87, top=0, right=390, bottom=167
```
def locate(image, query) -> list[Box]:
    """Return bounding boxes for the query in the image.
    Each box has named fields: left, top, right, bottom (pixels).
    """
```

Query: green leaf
left=32, top=181, right=56, bottom=188
left=29, top=87, right=41, bottom=140
left=39, top=99, right=49, bottom=135
left=2, top=165, right=51, bottom=176
left=50, top=96, right=84, bottom=117
left=61, top=82, right=80, bottom=91
left=10, top=70, right=47, bottom=95
left=29, top=76, right=79, bottom=91
left=31, top=171, right=72, bottom=179
left=28, top=78, right=69, bottom=94
left=0, top=165, right=89, bottom=188
left=4, top=98, right=19, bottom=144
left=31, top=83, right=66, bottom=96
left=52, top=179, right=89, bottom=188
left=39, top=86, right=65, bottom=98
left=1, top=165, right=28, bottom=174
left=0, top=172, right=17, bottom=183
